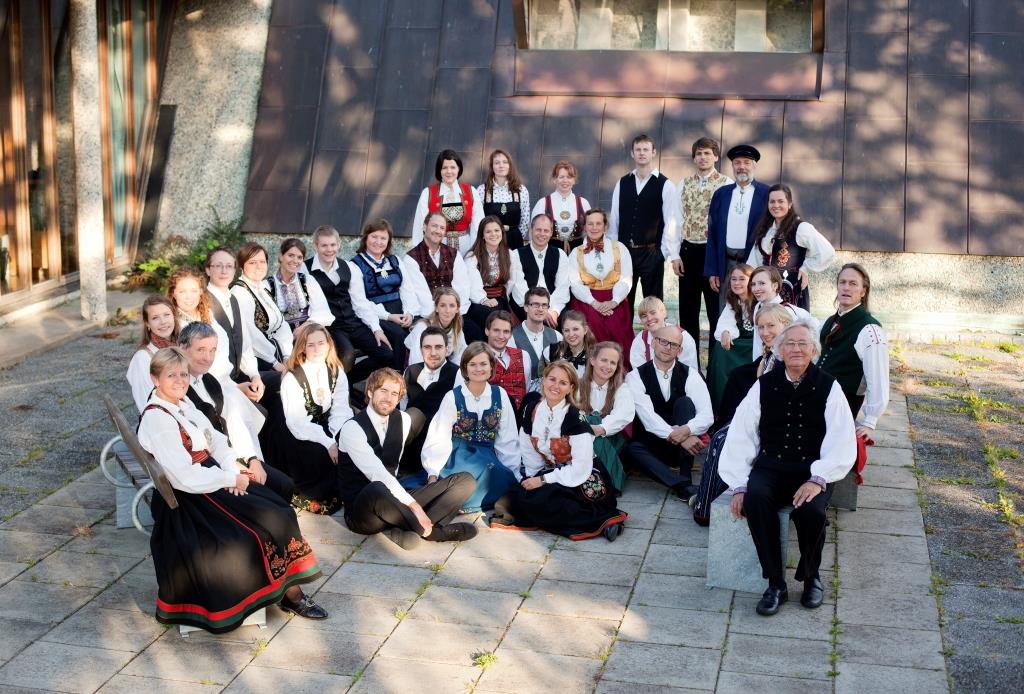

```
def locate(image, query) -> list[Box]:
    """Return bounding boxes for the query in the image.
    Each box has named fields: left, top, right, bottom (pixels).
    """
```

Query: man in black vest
left=304, top=225, right=400, bottom=383
left=508, top=214, right=570, bottom=325
left=625, top=326, right=713, bottom=500
left=178, top=322, right=294, bottom=503
left=337, top=368, right=479, bottom=549
left=608, top=134, right=680, bottom=310
left=719, top=321, right=856, bottom=616
left=399, top=327, right=460, bottom=476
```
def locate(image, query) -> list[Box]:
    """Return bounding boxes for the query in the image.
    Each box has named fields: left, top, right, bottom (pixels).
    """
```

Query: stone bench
left=830, top=469, right=858, bottom=511
left=706, top=494, right=793, bottom=594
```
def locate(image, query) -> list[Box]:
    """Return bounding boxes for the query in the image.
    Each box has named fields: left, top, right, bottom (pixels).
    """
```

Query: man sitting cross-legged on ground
left=719, top=320, right=856, bottom=616
left=625, top=325, right=713, bottom=501
left=338, top=368, right=479, bottom=550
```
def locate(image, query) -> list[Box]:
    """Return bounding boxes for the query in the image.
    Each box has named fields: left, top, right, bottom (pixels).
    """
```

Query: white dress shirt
left=137, top=395, right=241, bottom=494
left=356, top=253, right=428, bottom=320
left=568, top=240, right=634, bottom=305
left=628, top=329, right=699, bottom=372
left=746, top=221, right=836, bottom=275
left=337, top=409, right=414, bottom=506
left=206, top=284, right=260, bottom=381
left=271, top=270, right=335, bottom=327
left=586, top=382, right=635, bottom=437
left=231, top=276, right=294, bottom=363
left=420, top=385, right=520, bottom=477
left=405, top=322, right=468, bottom=366
left=718, top=376, right=857, bottom=490
left=401, top=248, right=472, bottom=315
left=126, top=344, right=158, bottom=414
left=626, top=364, right=714, bottom=439
left=508, top=244, right=571, bottom=312
left=607, top=169, right=680, bottom=262
left=517, top=399, right=594, bottom=487
left=190, top=372, right=266, bottom=461
left=751, top=296, right=818, bottom=361
left=411, top=182, right=484, bottom=256
left=725, top=182, right=758, bottom=249
left=308, top=256, right=383, bottom=333
left=531, top=192, right=592, bottom=244
left=477, top=182, right=532, bottom=242
left=280, top=361, right=354, bottom=449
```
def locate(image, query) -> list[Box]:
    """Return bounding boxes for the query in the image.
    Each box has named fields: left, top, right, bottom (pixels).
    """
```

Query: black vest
left=617, top=172, right=667, bottom=247
left=186, top=374, right=228, bottom=440
left=304, top=257, right=359, bottom=330
left=516, top=245, right=560, bottom=293
left=633, top=360, right=690, bottom=439
left=404, top=361, right=459, bottom=415
left=210, top=294, right=245, bottom=383
left=756, top=363, right=833, bottom=475
left=337, top=410, right=404, bottom=505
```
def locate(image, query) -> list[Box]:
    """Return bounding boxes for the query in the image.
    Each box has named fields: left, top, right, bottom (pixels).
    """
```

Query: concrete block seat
left=831, top=469, right=858, bottom=511
left=706, top=494, right=793, bottom=594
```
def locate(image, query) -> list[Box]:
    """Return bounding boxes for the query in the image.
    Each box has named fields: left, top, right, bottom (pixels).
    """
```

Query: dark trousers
left=467, top=297, right=511, bottom=330
left=462, top=314, right=485, bottom=345
left=343, top=472, right=475, bottom=537
left=743, top=465, right=830, bottom=587
left=678, top=241, right=718, bottom=358
left=624, top=396, right=697, bottom=491
left=627, top=246, right=666, bottom=314
left=329, top=323, right=396, bottom=384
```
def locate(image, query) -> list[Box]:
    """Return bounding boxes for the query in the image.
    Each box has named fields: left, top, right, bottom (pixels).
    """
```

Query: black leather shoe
left=603, top=523, right=622, bottom=542
left=801, top=577, right=824, bottom=609
left=280, top=593, right=328, bottom=620
left=756, top=585, right=789, bottom=616
left=436, top=522, right=478, bottom=542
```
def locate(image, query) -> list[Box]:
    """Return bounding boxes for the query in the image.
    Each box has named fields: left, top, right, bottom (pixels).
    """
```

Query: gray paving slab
left=837, top=507, right=925, bottom=536
left=0, top=504, right=109, bottom=535
left=318, top=560, right=434, bottom=600
left=39, top=482, right=114, bottom=510
left=433, top=553, right=540, bottom=594
left=871, top=430, right=913, bottom=449
left=377, top=618, right=504, bottom=666
left=838, top=624, right=946, bottom=670
left=538, top=548, right=643, bottom=586
left=502, top=611, right=616, bottom=658
left=642, top=543, right=707, bottom=577
left=835, top=662, right=950, bottom=694
left=618, top=501, right=664, bottom=530
left=632, top=573, right=732, bottom=613
left=721, top=633, right=832, bottom=681
left=62, top=523, right=152, bottom=558
left=715, top=671, right=828, bottom=694
left=837, top=588, right=941, bottom=631
left=407, top=585, right=523, bottom=628
left=97, top=674, right=223, bottom=694
left=556, top=526, right=655, bottom=556
left=595, top=682, right=705, bottom=694
left=856, top=485, right=922, bottom=511
left=0, top=580, right=97, bottom=623
left=39, top=604, right=167, bottom=653
left=121, top=633, right=256, bottom=684
left=0, top=618, right=51, bottom=665
left=836, top=530, right=931, bottom=565
left=867, top=446, right=916, bottom=467
left=658, top=496, right=698, bottom=520
left=21, top=549, right=141, bottom=588
left=252, top=623, right=380, bottom=675
left=224, top=666, right=354, bottom=693
left=455, top=527, right=552, bottom=562
left=602, top=641, right=721, bottom=690
left=349, top=533, right=455, bottom=568
left=348, top=657, right=477, bottom=694
left=91, top=575, right=158, bottom=614
left=861, top=464, right=918, bottom=489
left=295, top=512, right=366, bottom=546
left=729, top=595, right=834, bottom=640
left=837, top=558, right=933, bottom=593
left=478, top=648, right=603, bottom=694
left=618, top=481, right=670, bottom=506
left=521, top=578, right=632, bottom=620
left=0, top=641, right=134, bottom=694
left=0, top=529, right=69, bottom=564
left=0, top=562, right=23, bottom=586
left=875, top=414, right=910, bottom=432
left=618, top=604, right=728, bottom=648
left=651, top=515, right=709, bottom=548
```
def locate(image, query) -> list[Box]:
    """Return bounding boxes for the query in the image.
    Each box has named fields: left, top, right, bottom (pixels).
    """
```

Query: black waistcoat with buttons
left=755, top=363, right=834, bottom=476
left=304, top=257, right=360, bottom=331
left=633, top=360, right=689, bottom=440
left=516, top=245, right=560, bottom=291
left=336, top=409, right=405, bottom=506
left=617, top=172, right=667, bottom=247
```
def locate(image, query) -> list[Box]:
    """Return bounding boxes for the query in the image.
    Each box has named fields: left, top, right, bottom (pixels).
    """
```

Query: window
left=527, top=0, right=814, bottom=53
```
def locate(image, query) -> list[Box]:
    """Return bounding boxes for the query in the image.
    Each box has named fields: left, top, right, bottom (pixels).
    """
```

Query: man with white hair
left=719, top=320, right=856, bottom=616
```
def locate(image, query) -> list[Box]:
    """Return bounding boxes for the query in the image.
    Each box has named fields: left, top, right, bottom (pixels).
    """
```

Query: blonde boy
left=629, top=297, right=699, bottom=371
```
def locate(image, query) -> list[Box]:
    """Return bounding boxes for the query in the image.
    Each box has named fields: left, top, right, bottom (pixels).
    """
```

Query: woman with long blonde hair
left=405, top=286, right=468, bottom=365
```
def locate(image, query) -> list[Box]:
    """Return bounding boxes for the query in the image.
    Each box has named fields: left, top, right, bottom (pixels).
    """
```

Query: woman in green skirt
left=578, top=342, right=635, bottom=495
left=708, top=263, right=755, bottom=409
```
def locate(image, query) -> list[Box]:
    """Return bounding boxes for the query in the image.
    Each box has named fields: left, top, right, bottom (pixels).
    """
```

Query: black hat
left=727, top=144, right=761, bottom=162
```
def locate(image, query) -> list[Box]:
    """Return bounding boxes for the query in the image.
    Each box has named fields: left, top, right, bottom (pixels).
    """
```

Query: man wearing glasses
left=625, top=325, right=714, bottom=500
left=510, top=287, right=561, bottom=389
left=719, top=321, right=856, bottom=617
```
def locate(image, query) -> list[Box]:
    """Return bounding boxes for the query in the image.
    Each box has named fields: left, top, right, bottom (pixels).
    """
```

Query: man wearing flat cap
left=704, top=144, right=770, bottom=311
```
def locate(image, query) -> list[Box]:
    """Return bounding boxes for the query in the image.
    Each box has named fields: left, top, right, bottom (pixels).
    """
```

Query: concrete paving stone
left=319, top=560, right=434, bottom=600
left=835, top=662, right=949, bottom=694
left=619, top=481, right=669, bottom=506
left=225, top=666, right=353, bottom=693
left=871, top=430, right=912, bottom=449
left=838, top=624, right=945, bottom=670
left=62, top=523, right=152, bottom=558
left=433, top=553, right=540, bottom=594
left=632, top=573, right=732, bottom=613
left=555, top=526, right=655, bottom=557
left=91, top=576, right=157, bottom=614
left=658, top=496, right=697, bottom=520
left=40, top=482, right=113, bottom=511
left=501, top=611, right=616, bottom=658
left=867, top=446, right=915, bottom=467
left=0, top=641, right=133, bottom=694
left=617, top=502, right=663, bottom=530
left=378, top=618, right=504, bottom=666
left=618, top=604, right=727, bottom=648
left=0, top=619, right=51, bottom=666
left=0, top=504, right=108, bottom=535
left=837, top=530, right=930, bottom=565
left=348, top=657, right=477, bottom=694
left=296, top=512, right=366, bottom=546
left=98, top=674, right=222, bottom=693
left=730, top=596, right=834, bottom=640
left=287, top=592, right=405, bottom=635
left=855, top=485, right=921, bottom=512
left=304, top=538, right=355, bottom=573
left=861, top=465, right=918, bottom=490
left=837, top=589, right=941, bottom=631
left=875, top=414, right=910, bottom=432
left=349, top=533, right=455, bottom=569
left=457, top=526, right=553, bottom=562
left=478, top=648, right=603, bottom=694
left=603, top=641, right=720, bottom=690
left=539, top=548, right=642, bottom=587
left=122, top=635, right=255, bottom=684
left=837, top=558, right=933, bottom=593
left=0, top=580, right=97, bottom=623
left=651, top=516, right=709, bottom=548
left=0, top=529, right=69, bottom=564
left=837, top=507, right=924, bottom=537
left=721, top=633, right=831, bottom=681
left=521, top=578, right=631, bottom=620
left=595, top=682, right=705, bottom=693
left=40, top=604, right=166, bottom=653
left=253, top=623, right=381, bottom=675
left=715, top=671, right=828, bottom=694
left=0, top=562, right=23, bottom=586
left=408, top=585, right=522, bottom=628
left=642, top=544, right=706, bottom=577
left=22, top=549, right=141, bottom=588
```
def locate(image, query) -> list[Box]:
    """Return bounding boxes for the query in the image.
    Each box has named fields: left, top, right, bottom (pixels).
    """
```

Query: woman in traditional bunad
left=568, top=208, right=635, bottom=368
left=127, top=295, right=179, bottom=414
left=465, top=216, right=519, bottom=329
left=268, top=238, right=334, bottom=332
left=578, top=342, right=635, bottom=495
left=231, top=242, right=293, bottom=383
left=746, top=184, right=835, bottom=310
left=490, top=361, right=628, bottom=541
left=531, top=160, right=592, bottom=254
left=707, top=263, right=755, bottom=409
left=476, top=149, right=531, bottom=252
left=420, top=342, right=519, bottom=512
left=546, top=310, right=595, bottom=376
left=749, top=265, right=817, bottom=361
left=411, top=149, right=484, bottom=257
left=351, top=218, right=424, bottom=369
left=272, top=322, right=354, bottom=514
left=137, top=347, right=326, bottom=632
left=406, top=287, right=469, bottom=366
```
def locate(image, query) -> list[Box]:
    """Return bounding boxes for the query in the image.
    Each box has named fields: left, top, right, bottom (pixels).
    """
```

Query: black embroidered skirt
left=265, top=416, right=342, bottom=515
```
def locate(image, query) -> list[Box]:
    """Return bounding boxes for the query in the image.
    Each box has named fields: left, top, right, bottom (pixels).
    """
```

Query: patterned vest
left=576, top=243, right=621, bottom=290
left=408, top=242, right=457, bottom=292
left=453, top=385, right=503, bottom=446
left=681, top=171, right=729, bottom=243
left=490, top=348, right=527, bottom=408
left=352, top=253, right=403, bottom=305
left=428, top=182, right=474, bottom=248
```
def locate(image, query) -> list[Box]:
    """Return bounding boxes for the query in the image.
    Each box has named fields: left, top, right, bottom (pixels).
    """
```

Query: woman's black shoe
left=755, top=585, right=788, bottom=616
left=603, top=523, right=622, bottom=542
left=280, top=593, right=328, bottom=620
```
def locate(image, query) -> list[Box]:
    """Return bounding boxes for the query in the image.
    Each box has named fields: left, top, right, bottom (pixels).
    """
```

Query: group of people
left=126, top=135, right=890, bottom=633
